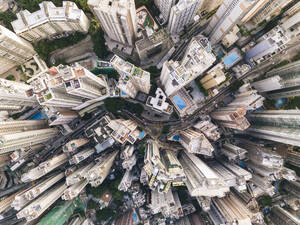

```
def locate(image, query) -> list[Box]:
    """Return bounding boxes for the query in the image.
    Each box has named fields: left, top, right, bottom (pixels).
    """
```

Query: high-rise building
left=210, top=192, right=254, bottom=225
left=205, top=0, right=263, bottom=45
left=282, top=181, right=300, bottom=198
left=249, top=0, right=293, bottom=25
left=110, top=55, right=150, bottom=98
left=88, top=0, right=137, bottom=46
left=12, top=173, right=65, bottom=211
left=179, top=128, right=214, bottom=156
left=25, top=172, right=65, bottom=201
left=30, top=64, right=108, bottom=108
left=44, top=107, right=78, bottom=126
left=69, top=148, right=95, bottom=164
left=227, top=83, right=265, bottom=110
left=143, top=140, right=186, bottom=193
left=66, top=162, right=95, bottom=186
left=199, top=0, right=224, bottom=17
left=245, top=25, right=291, bottom=64
left=121, top=145, right=137, bottom=170
left=220, top=143, right=247, bottom=161
left=200, top=64, right=226, bottom=90
left=167, top=0, right=203, bottom=34
left=269, top=206, right=300, bottom=225
left=193, top=117, right=221, bottom=142
left=0, top=25, right=36, bottom=74
left=63, top=138, right=89, bottom=153
left=160, top=35, right=216, bottom=96
left=210, top=107, right=250, bottom=130
left=0, top=78, right=37, bottom=108
left=286, top=149, right=300, bottom=167
left=85, top=150, right=118, bottom=187
left=21, top=153, right=68, bottom=182
left=62, top=179, right=89, bottom=200
left=11, top=1, right=89, bottom=42
left=208, top=161, right=252, bottom=192
left=0, top=120, right=47, bottom=135
left=246, top=110, right=300, bottom=147
left=155, top=0, right=176, bottom=22
left=251, top=60, right=300, bottom=99
left=118, top=169, right=135, bottom=192
left=178, top=151, right=229, bottom=197
left=17, top=183, right=68, bottom=221
left=0, top=128, right=59, bottom=154
left=149, top=190, right=184, bottom=219
left=236, top=138, right=283, bottom=168
left=250, top=173, right=275, bottom=197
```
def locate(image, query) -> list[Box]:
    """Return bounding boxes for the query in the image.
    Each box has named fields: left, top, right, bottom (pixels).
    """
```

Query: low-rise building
left=200, top=63, right=226, bottom=90
left=146, top=88, right=173, bottom=115
left=170, top=88, right=197, bottom=117
left=136, top=29, right=171, bottom=62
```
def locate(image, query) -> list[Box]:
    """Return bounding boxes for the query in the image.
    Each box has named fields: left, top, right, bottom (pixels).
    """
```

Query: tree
left=96, top=208, right=115, bottom=221
left=104, top=98, right=126, bottom=113
left=89, top=19, right=109, bottom=59
left=0, top=12, right=17, bottom=31
left=104, top=98, right=144, bottom=116
left=258, top=195, right=272, bottom=208
left=34, top=32, right=86, bottom=65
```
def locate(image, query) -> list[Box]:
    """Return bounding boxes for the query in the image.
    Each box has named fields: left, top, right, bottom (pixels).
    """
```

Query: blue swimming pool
left=223, top=52, right=240, bottom=67
left=138, top=130, right=146, bottom=139
left=275, top=98, right=287, bottom=108
left=29, top=112, right=44, bottom=120
left=172, top=94, right=186, bottom=110
left=133, top=213, right=138, bottom=222
left=173, top=135, right=180, bottom=141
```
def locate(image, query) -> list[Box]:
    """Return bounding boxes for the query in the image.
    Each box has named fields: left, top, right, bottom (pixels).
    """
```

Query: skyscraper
left=110, top=55, right=150, bottom=98
left=21, top=153, right=68, bottom=182
left=179, top=128, right=214, bottom=156
left=85, top=150, right=118, bottom=187
left=269, top=206, right=299, bottom=225
left=0, top=25, right=36, bottom=74
left=88, top=0, right=137, bottom=46
left=227, top=83, right=265, bottom=110
left=210, top=107, right=250, bottom=130
left=160, top=35, right=215, bottom=96
left=167, top=0, right=203, bottom=34
left=178, top=151, right=229, bottom=197
left=246, top=110, right=300, bottom=147
left=0, top=78, right=37, bottom=109
left=205, top=0, right=268, bottom=45
left=0, top=120, right=47, bottom=135
left=155, top=0, right=176, bottom=22
left=30, top=64, right=108, bottom=108
left=17, top=183, right=68, bottom=221
left=0, top=128, right=59, bottom=154
left=249, top=0, right=293, bottom=25
left=210, top=192, right=254, bottom=225
left=149, top=190, right=184, bottom=219
left=11, top=1, right=89, bottom=42
left=251, top=60, right=300, bottom=99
